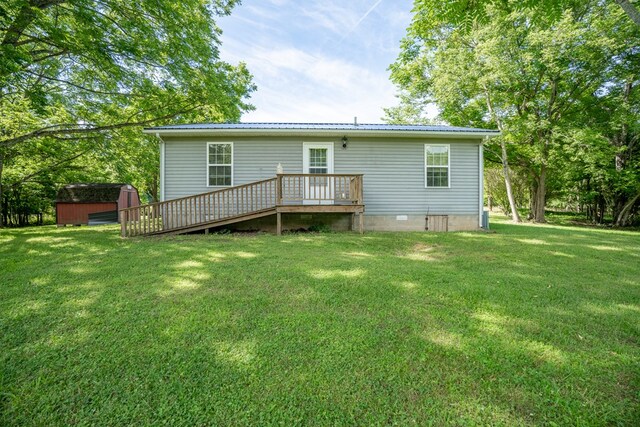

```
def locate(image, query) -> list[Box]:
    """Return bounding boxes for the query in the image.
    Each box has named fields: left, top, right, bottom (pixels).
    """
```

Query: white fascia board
left=143, top=128, right=500, bottom=139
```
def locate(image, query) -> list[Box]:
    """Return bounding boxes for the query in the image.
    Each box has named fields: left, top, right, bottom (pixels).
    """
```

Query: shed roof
left=144, top=122, right=499, bottom=139
left=56, top=183, right=130, bottom=203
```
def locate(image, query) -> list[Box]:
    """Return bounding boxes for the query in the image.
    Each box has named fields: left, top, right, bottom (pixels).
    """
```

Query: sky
left=217, top=0, right=417, bottom=123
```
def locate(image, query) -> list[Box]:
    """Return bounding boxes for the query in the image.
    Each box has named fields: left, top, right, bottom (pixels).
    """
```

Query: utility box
left=482, top=210, right=490, bottom=229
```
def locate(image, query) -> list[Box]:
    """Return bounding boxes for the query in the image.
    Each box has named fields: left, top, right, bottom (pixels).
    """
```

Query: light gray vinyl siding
left=163, top=136, right=480, bottom=215
left=234, top=139, right=302, bottom=183
left=164, top=140, right=207, bottom=198
left=164, top=137, right=302, bottom=200
left=335, top=138, right=479, bottom=215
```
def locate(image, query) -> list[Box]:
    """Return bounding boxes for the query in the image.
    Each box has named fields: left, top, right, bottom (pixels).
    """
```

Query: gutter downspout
left=157, top=133, right=165, bottom=202
left=479, top=139, right=485, bottom=228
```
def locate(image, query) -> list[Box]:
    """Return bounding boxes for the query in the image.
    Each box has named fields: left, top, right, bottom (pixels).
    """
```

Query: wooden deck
left=119, top=174, right=364, bottom=237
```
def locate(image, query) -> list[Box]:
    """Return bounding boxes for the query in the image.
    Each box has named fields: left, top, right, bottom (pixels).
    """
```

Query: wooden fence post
left=120, top=210, right=126, bottom=237
left=276, top=174, right=283, bottom=206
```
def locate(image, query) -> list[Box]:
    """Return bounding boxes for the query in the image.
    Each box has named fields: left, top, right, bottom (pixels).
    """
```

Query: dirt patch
left=398, top=243, right=442, bottom=261
left=412, top=243, right=435, bottom=252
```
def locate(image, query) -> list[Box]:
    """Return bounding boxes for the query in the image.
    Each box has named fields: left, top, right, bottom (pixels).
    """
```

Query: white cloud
left=222, top=43, right=397, bottom=122
left=299, top=3, right=360, bottom=36
left=340, top=0, right=384, bottom=42
left=218, top=0, right=415, bottom=123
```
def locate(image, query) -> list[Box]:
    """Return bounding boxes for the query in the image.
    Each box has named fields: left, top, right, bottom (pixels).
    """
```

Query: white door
left=302, top=142, right=334, bottom=205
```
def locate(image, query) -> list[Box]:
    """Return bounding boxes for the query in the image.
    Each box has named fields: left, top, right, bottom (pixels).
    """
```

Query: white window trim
left=424, top=143, right=451, bottom=189
left=206, top=142, right=234, bottom=187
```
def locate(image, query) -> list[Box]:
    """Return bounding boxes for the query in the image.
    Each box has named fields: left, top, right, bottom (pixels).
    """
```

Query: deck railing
left=120, top=177, right=277, bottom=237
left=120, top=174, right=363, bottom=237
left=277, top=174, right=363, bottom=205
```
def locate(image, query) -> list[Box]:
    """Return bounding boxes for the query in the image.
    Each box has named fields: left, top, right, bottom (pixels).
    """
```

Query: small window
left=425, top=144, right=450, bottom=188
left=308, top=148, right=328, bottom=174
left=208, top=143, right=232, bottom=186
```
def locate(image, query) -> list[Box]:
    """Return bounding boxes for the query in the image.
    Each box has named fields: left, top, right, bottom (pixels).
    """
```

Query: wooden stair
left=119, top=174, right=364, bottom=237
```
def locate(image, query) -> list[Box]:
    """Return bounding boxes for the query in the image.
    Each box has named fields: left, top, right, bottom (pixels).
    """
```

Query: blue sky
left=218, top=0, right=416, bottom=123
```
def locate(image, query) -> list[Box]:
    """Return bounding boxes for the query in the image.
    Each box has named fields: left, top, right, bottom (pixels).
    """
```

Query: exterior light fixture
left=342, top=136, right=348, bottom=149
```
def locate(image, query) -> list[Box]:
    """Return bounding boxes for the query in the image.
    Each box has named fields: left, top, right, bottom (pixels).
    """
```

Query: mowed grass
left=1, top=220, right=639, bottom=426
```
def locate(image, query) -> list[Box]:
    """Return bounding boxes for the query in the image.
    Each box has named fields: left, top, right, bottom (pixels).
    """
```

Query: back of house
left=137, top=123, right=498, bottom=235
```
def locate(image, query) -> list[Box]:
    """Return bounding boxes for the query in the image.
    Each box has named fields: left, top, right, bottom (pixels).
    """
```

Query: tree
left=388, top=0, right=638, bottom=223
left=0, top=0, right=255, bottom=225
left=383, top=94, right=438, bottom=125
left=616, top=0, right=640, bottom=26
left=484, top=166, right=529, bottom=216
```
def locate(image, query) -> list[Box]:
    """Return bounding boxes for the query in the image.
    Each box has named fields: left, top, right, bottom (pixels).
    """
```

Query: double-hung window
left=425, top=144, right=450, bottom=188
left=208, top=143, right=233, bottom=186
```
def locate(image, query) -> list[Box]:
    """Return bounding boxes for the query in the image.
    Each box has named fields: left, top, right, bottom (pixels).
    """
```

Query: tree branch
left=23, top=69, right=135, bottom=97
left=1, top=0, right=66, bottom=47
left=12, top=148, right=93, bottom=185
left=30, top=48, right=69, bottom=63
left=0, top=104, right=202, bottom=147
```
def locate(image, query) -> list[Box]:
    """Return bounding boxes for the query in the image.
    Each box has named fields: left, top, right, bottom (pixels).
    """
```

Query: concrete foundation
left=365, top=214, right=480, bottom=232
left=445, top=215, right=481, bottom=231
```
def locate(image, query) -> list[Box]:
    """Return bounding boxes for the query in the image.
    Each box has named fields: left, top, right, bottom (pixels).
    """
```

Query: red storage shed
left=56, top=183, right=140, bottom=226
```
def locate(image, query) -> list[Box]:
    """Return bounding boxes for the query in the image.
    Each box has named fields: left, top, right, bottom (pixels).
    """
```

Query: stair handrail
left=119, top=177, right=278, bottom=213
left=120, top=177, right=278, bottom=237
left=120, top=174, right=364, bottom=237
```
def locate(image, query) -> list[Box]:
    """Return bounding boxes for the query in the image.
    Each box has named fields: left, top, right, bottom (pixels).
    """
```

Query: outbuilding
left=56, top=183, right=140, bottom=226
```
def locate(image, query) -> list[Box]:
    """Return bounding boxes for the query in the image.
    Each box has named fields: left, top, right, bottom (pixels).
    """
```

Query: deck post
left=120, top=210, right=126, bottom=237
left=276, top=174, right=283, bottom=205
left=358, top=212, right=364, bottom=234
left=276, top=211, right=282, bottom=235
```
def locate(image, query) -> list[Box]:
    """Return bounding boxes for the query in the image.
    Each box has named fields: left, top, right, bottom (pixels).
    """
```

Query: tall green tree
left=0, top=0, right=254, bottom=225
left=388, top=0, right=639, bottom=223
left=616, top=0, right=640, bottom=25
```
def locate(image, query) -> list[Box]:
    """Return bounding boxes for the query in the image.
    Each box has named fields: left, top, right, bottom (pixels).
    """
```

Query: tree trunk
left=531, top=164, right=546, bottom=223
left=598, top=196, right=606, bottom=224
left=612, top=195, right=625, bottom=223
left=151, top=174, right=158, bottom=203
left=616, top=0, right=640, bottom=26
left=616, top=190, right=640, bottom=226
left=500, top=140, right=522, bottom=223
left=482, top=85, right=521, bottom=223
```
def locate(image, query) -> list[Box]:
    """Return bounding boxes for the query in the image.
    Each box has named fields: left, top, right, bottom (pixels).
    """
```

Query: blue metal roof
left=145, top=122, right=499, bottom=133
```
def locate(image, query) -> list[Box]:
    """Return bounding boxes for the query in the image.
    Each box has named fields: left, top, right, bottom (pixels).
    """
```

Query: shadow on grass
left=0, top=223, right=639, bottom=425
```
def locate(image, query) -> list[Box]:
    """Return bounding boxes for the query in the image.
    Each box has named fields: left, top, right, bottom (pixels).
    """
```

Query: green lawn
left=1, top=220, right=639, bottom=426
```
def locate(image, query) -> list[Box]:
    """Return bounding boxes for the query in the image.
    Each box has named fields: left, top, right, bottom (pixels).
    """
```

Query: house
left=120, top=123, right=498, bottom=237
left=56, top=183, right=140, bottom=226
